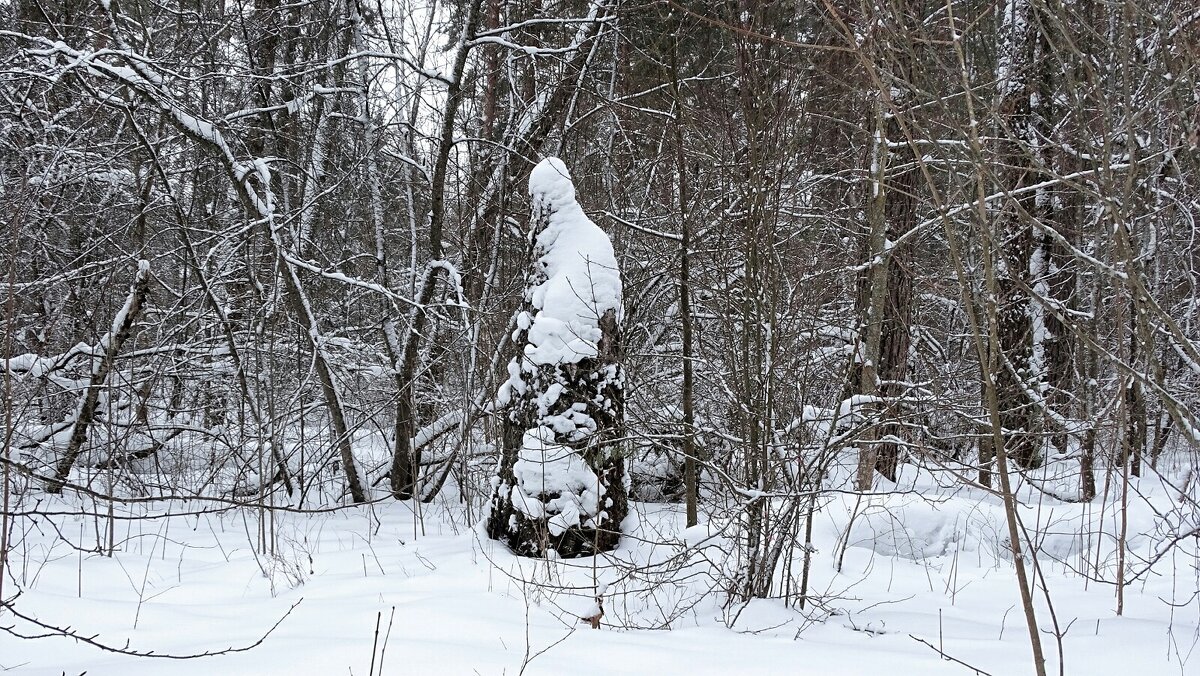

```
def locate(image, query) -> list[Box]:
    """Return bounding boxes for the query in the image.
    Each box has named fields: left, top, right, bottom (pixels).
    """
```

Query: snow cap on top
left=529, top=157, right=575, bottom=206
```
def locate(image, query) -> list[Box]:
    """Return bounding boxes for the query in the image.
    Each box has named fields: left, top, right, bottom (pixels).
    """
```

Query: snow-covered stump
left=486, top=158, right=628, bottom=558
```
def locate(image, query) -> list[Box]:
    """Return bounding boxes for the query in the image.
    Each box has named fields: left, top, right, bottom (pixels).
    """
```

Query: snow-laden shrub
left=487, top=157, right=628, bottom=558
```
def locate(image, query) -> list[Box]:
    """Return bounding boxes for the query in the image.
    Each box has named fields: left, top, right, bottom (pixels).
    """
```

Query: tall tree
left=992, top=0, right=1042, bottom=468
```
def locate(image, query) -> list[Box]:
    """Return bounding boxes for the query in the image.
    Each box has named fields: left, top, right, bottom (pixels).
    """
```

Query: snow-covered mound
left=510, top=426, right=604, bottom=536
left=521, top=157, right=622, bottom=367
left=498, top=156, right=624, bottom=444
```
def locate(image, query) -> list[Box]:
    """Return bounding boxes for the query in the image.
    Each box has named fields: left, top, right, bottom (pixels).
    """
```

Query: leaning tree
left=486, top=157, right=628, bottom=558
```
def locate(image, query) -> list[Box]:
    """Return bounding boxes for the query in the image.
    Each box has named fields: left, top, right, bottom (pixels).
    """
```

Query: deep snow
left=2, top=455, right=1198, bottom=675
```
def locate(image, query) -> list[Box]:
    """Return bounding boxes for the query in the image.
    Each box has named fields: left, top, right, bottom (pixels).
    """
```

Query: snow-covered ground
left=2, top=460, right=1198, bottom=675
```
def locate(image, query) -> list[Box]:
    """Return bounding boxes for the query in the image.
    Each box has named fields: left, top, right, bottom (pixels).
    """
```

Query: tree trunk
left=46, top=262, right=150, bottom=493
left=390, top=0, right=483, bottom=500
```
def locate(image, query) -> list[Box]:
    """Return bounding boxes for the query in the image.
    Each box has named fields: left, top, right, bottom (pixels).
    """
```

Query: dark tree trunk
left=994, top=1, right=1041, bottom=469
left=875, top=106, right=917, bottom=482
left=47, top=263, right=151, bottom=493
